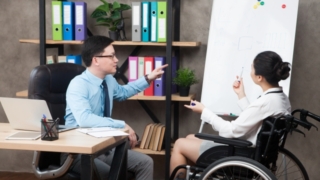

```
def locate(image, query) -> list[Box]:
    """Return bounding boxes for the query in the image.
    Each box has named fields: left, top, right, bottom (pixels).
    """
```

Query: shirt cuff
left=201, top=108, right=229, bottom=132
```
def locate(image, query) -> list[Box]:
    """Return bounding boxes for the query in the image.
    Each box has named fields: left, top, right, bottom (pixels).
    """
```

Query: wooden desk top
left=0, top=123, right=128, bottom=154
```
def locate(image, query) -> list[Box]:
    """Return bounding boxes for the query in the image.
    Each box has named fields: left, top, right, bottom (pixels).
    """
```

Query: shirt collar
left=84, top=69, right=104, bottom=87
left=262, top=87, right=283, bottom=96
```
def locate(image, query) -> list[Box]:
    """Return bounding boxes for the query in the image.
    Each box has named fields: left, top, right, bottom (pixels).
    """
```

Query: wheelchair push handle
left=292, top=117, right=317, bottom=131
left=292, top=109, right=320, bottom=122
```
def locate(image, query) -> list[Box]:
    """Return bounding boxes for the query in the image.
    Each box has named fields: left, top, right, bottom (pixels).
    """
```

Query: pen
left=191, top=102, right=195, bottom=106
left=238, top=67, right=244, bottom=82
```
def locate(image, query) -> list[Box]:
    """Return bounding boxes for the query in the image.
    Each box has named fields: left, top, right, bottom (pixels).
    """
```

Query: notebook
left=6, top=132, right=41, bottom=140
left=0, top=97, right=77, bottom=133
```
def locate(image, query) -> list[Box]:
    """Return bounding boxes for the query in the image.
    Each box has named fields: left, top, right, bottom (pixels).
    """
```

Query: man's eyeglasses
left=95, top=54, right=116, bottom=59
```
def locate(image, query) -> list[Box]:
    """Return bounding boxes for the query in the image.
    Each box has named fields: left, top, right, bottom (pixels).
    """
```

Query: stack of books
left=139, top=123, right=165, bottom=151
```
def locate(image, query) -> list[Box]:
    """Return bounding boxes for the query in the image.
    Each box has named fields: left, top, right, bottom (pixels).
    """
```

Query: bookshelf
left=19, top=0, right=199, bottom=179
left=19, top=39, right=200, bottom=47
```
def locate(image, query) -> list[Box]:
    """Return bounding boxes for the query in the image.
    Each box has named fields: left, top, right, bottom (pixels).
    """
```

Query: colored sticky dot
left=282, top=4, right=286, bottom=9
left=256, top=2, right=260, bottom=6
left=257, top=0, right=261, bottom=1
left=260, top=1, right=265, bottom=6
left=254, top=5, right=258, bottom=9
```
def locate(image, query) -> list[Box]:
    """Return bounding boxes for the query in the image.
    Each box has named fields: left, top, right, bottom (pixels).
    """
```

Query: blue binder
left=66, top=54, right=81, bottom=65
left=150, top=2, right=157, bottom=42
left=141, top=2, right=151, bottom=42
left=62, top=1, right=75, bottom=40
left=154, top=56, right=166, bottom=96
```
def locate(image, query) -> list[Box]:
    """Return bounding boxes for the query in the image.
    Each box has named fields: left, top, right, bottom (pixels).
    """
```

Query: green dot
left=260, top=1, right=265, bottom=5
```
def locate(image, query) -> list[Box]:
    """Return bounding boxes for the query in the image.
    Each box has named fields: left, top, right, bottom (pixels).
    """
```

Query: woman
left=170, top=51, right=292, bottom=179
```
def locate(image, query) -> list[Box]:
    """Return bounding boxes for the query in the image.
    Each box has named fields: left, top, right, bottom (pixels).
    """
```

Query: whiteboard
left=201, top=0, right=299, bottom=116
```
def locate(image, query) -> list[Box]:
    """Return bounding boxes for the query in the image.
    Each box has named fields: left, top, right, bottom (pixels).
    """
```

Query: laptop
left=0, top=97, right=77, bottom=132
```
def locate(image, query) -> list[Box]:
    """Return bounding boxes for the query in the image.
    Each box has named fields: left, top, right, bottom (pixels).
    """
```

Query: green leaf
left=113, top=1, right=121, bottom=10
left=120, top=4, right=131, bottom=11
left=91, top=9, right=107, bottom=18
left=111, top=11, right=121, bottom=20
left=100, top=0, right=108, bottom=5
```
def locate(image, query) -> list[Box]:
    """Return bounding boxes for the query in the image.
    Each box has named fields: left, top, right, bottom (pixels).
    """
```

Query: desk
left=0, top=123, right=128, bottom=180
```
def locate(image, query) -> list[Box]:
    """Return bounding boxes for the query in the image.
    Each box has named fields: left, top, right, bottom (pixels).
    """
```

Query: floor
left=0, top=172, right=38, bottom=180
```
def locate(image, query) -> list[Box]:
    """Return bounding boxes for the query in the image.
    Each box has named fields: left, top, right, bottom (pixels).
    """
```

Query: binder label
left=133, top=6, right=140, bottom=25
left=63, top=5, right=71, bottom=25
left=155, top=61, right=162, bottom=80
left=53, top=5, right=61, bottom=24
left=129, top=61, right=137, bottom=79
left=143, top=4, right=148, bottom=28
left=146, top=61, right=152, bottom=74
left=76, top=5, right=83, bottom=25
left=159, top=19, right=166, bottom=38
left=151, top=17, right=156, bottom=41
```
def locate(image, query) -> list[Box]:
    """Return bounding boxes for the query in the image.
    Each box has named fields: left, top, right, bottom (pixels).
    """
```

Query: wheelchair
left=170, top=109, right=320, bottom=180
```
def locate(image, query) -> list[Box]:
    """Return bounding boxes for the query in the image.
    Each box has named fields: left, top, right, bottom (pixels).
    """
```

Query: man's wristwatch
left=145, top=74, right=152, bottom=84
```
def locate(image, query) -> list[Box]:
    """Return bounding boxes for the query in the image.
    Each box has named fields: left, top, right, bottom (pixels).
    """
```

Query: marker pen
left=238, top=67, right=244, bottom=82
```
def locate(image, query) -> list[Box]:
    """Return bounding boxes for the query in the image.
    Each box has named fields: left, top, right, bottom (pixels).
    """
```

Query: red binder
left=144, top=56, right=154, bottom=96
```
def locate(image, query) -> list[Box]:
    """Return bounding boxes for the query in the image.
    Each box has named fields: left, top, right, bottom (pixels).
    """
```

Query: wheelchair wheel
left=273, top=148, right=309, bottom=180
left=199, top=156, right=276, bottom=180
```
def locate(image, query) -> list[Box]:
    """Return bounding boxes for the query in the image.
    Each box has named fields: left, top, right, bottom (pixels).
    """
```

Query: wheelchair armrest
left=195, top=133, right=252, bottom=148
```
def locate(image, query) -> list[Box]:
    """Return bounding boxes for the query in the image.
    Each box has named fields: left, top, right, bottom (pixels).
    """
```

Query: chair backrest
left=254, top=115, right=292, bottom=166
left=28, top=63, right=85, bottom=125
left=28, top=63, right=85, bottom=169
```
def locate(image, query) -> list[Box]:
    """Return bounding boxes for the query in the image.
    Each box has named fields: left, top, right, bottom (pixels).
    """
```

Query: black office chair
left=28, top=63, right=85, bottom=179
left=170, top=115, right=310, bottom=180
left=28, top=63, right=135, bottom=180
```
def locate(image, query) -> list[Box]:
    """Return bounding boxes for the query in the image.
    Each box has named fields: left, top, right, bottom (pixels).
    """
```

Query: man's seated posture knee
left=62, top=35, right=167, bottom=179
left=170, top=51, right=292, bottom=179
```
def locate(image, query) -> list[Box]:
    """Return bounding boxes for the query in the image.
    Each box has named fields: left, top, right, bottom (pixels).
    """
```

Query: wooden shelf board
left=19, top=39, right=201, bottom=47
left=16, top=90, right=195, bottom=101
left=132, top=147, right=165, bottom=155
left=128, top=93, right=195, bottom=101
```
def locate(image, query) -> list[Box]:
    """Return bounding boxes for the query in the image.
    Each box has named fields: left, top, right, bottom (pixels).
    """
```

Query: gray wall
left=0, top=0, right=320, bottom=179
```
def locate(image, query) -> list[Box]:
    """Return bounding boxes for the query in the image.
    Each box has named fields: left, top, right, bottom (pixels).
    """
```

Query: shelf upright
left=165, top=0, right=173, bottom=179
left=39, top=0, right=46, bottom=65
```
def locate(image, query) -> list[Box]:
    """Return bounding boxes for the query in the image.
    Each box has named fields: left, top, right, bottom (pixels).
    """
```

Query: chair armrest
left=32, top=151, right=76, bottom=179
left=195, top=133, right=252, bottom=148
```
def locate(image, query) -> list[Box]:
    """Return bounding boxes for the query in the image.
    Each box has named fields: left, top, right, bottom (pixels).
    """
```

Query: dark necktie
left=102, top=80, right=110, bottom=117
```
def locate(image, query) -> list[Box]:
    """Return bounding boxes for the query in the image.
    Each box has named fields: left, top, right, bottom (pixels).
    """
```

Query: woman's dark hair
left=253, top=51, right=291, bottom=86
left=81, top=35, right=114, bottom=67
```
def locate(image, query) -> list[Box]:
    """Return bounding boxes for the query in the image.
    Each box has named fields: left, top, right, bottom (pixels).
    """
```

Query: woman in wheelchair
left=170, top=51, right=292, bottom=179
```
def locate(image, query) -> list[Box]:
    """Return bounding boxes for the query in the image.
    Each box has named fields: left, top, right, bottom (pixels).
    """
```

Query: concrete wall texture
left=1, top=0, right=320, bottom=179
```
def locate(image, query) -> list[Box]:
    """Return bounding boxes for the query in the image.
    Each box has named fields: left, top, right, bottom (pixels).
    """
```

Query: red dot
left=282, top=4, right=286, bottom=9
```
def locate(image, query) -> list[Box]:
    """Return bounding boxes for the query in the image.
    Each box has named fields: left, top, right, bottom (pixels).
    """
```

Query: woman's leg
left=170, top=137, right=203, bottom=178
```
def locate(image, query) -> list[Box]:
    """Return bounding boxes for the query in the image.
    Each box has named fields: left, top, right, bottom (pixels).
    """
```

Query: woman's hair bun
left=277, top=62, right=291, bottom=80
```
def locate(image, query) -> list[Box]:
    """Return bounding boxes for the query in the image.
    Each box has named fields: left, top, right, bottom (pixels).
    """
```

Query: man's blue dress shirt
left=65, top=69, right=149, bottom=128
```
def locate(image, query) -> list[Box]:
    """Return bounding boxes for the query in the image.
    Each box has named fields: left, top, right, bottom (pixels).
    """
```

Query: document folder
left=128, top=56, right=138, bottom=82
left=75, top=2, right=87, bottom=41
left=138, top=57, right=145, bottom=95
left=66, top=54, right=81, bottom=65
left=132, top=2, right=141, bottom=41
left=157, top=2, right=167, bottom=42
left=150, top=2, right=158, bottom=42
left=62, top=1, right=75, bottom=40
left=154, top=56, right=166, bottom=96
left=144, top=57, right=154, bottom=96
left=52, top=1, right=63, bottom=40
left=141, top=2, right=151, bottom=42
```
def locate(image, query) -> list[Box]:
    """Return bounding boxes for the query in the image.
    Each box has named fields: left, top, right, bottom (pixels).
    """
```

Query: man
left=64, top=35, right=168, bottom=179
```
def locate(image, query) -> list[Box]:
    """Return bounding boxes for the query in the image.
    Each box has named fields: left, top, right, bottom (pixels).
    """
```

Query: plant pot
left=108, top=31, right=119, bottom=41
left=179, top=86, right=190, bottom=97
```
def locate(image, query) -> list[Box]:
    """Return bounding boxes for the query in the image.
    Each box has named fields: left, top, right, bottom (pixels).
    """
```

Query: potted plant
left=91, top=0, right=131, bottom=40
left=173, top=68, right=199, bottom=97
